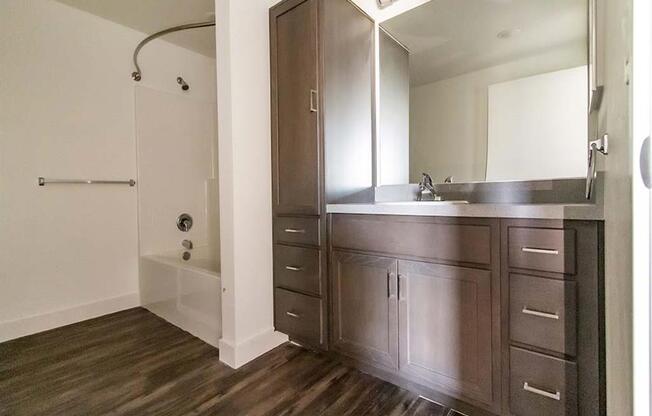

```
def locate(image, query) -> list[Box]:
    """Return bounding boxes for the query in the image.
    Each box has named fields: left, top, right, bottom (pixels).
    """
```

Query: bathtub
left=139, top=246, right=221, bottom=347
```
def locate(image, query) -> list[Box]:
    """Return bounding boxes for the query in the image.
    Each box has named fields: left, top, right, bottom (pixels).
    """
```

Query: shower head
left=177, top=77, right=190, bottom=91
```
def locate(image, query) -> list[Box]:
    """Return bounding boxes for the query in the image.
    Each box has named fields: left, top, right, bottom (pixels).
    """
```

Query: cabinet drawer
left=274, top=288, right=323, bottom=346
left=331, top=215, right=492, bottom=265
left=508, top=227, right=576, bottom=275
left=274, top=245, right=322, bottom=296
left=510, top=347, right=577, bottom=416
left=274, top=217, right=320, bottom=247
left=510, top=274, right=577, bottom=356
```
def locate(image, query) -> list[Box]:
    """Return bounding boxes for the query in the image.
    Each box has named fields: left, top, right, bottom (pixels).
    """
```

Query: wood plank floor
left=0, top=308, right=465, bottom=416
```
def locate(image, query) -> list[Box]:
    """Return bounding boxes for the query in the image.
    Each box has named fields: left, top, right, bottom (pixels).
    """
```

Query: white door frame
left=632, top=0, right=651, bottom=413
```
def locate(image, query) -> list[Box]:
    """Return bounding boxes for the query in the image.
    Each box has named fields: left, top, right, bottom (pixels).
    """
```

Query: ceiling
left=381, top=0, right=587, bottom=86
left=56, top=0, right=216, bottom=58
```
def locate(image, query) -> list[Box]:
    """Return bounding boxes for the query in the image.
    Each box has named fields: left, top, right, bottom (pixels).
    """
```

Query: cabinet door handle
left=284, top=228, right=306, bottom=234
left=523, top=382, right=561, bottom=401
left=387, top=272, right=391, bottom=298
left=286, top=311, right=300, bottom=319
left=285, top=265, right=303, bottom=272
left=397, top=274, right=401, bottom=300
left=521, top=247, right=559, bottom=255
left=310, top=89, right=318, bottom=113
left=522, top=307, right=559, bottom=320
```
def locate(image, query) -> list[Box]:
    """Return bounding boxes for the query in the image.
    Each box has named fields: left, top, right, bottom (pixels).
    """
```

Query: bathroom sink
left=377, top=200, right=469, bottom=206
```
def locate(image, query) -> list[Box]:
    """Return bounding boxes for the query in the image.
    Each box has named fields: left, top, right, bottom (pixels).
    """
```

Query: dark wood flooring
left=0, top=308, right=465, bottom=416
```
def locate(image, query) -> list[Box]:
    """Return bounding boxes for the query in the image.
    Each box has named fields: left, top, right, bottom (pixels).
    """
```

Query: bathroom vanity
left=327, top=209, right=604, bottom=416
left=273, top=201, right=605, bottom=416
left=269, top=0, right=605, bottom=415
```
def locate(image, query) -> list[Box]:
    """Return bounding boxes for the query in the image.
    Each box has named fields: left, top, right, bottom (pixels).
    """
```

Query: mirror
left=378, top=0, right=589, bottom=185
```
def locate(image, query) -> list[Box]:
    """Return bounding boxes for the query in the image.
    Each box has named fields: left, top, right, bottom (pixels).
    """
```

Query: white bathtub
left=139, top=246, right=221, bottom=347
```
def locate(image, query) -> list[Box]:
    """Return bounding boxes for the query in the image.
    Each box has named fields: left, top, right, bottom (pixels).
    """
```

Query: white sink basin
left=377, top=200, right=469, bottom=206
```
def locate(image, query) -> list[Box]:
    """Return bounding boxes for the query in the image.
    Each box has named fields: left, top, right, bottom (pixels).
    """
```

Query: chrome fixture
left=521, top=307, right=560, bottom=320
left=444, top=176, right=454, bottom=184
left=523, top=382, right=561, bottom=401
left=177, top=213, right=193, bottom=232
left=310, top=90, right=319, bottom=113
left=182, top=239, right=194, bottom=250
left=38, top=177, right=135, bottom=187
left=585, top=134, right=608, bottom=199
left=417, top=173, right=441, bottom=201
left=131, top=20, right=216, bottom=82
left=177, top=77, right=190, bottom=91
left=522, top=247, right=559, bottom=256
left=182, top=251, right=191, bottom=261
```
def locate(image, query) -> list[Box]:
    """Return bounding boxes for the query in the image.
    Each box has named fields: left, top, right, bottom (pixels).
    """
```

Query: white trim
left=218, top=328, right=288, bottom=369
left=0, top=293, right=140, bottom=343
left=633, top=0, right=652, bottom=413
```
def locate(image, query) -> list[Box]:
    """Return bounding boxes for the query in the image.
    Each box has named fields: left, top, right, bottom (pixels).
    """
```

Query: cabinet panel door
left=398, top=260, right=493, bottom=405
left=271, top=0, right=321, bottom=215
left=331, top=251, right=398, bottom=369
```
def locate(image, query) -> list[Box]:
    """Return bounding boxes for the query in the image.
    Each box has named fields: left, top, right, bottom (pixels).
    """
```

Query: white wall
left=0, top=0, right=216, bottom=341
left=215, top=0, right=289, bottom=369
left=409, top=43, right=586, bottom=183
left=135, top=87, right=218, bottom=256
left=486, top=66, right=588, bottom=181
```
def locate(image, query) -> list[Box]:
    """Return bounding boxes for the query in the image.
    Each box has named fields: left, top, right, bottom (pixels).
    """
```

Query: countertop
left=326, top=201, right=604, bottom=220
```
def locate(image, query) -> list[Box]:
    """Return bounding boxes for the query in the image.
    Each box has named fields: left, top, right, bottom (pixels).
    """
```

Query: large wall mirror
left=378, top=0, right=589, bottom=185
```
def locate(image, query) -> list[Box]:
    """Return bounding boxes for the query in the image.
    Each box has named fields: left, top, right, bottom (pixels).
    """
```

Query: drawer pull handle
left=522, top=247, right=560, bottom=255
left=522, top=307, right=559, bottom=320
left=286, top=311, right=300, bottom=319
left=285, top=265, right=303, bottom=272
left=523, top=382, right=561, bottom=401
left=284, top=228, right=306, bottom=234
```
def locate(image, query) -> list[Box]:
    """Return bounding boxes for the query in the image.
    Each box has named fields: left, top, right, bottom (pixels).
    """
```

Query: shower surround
left=135, top=85, right=220, bottom=343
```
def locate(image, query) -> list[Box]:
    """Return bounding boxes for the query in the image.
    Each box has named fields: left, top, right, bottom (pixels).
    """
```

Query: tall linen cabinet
left=270, top=0, right=375, bottom=349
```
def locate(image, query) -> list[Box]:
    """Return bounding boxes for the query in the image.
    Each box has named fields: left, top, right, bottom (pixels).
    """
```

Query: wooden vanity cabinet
left=501, top=219, right=605, bottom=416
left=331, top=252, right=399, bottom=369
left=271, top=0, right=320, bottom=216
left=330, top=214, right=503, bottom=415
left=270, top=0, right=374, bottom=350
left=398, top=260, right=494, bottom=406
left=329, top=214, right=604, bottom=416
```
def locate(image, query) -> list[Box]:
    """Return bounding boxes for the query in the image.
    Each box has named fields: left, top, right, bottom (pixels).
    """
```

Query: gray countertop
left=326, top=201, right=604, bottom=220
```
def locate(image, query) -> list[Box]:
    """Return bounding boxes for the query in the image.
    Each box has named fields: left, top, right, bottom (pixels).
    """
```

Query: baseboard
left=219, top=328, right=288, bottom=369
left=0, top=293, right=140, bottom=343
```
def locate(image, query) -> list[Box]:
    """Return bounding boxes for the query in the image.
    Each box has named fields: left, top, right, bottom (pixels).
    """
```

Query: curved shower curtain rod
left=131, top=20, right=216, bottom=82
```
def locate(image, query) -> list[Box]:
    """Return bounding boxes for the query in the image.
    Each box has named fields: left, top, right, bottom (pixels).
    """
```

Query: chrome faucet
left=182, top=239, right=193, bottom=250
left=417, top=173, right=441, bottom=201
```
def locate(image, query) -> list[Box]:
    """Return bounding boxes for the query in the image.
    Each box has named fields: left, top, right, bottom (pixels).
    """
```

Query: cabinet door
left=270, top=0, right=321, bottom=215
left=398, top=260, right=493, bottom=405
left=331, top=251, right=398, bottom=369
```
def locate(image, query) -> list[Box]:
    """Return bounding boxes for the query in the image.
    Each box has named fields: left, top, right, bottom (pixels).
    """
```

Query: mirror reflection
left=378, top=0, right=588, bottom=185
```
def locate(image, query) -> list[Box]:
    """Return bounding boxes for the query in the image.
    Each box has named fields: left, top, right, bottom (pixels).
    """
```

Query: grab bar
left=38, top=177, right=136, bottom=187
